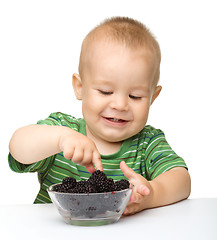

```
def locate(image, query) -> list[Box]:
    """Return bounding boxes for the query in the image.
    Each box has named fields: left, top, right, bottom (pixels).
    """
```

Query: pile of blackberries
left=52, top=170, right=130, bottom=193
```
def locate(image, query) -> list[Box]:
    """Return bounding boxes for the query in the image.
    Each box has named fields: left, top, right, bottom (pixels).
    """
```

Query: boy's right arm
left=9, top=125, right=102, bottom=173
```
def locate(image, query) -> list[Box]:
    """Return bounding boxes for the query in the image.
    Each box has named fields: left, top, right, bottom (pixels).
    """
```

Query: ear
left=72, top=73, right=83, bottom=100
left=151, top=85, right=162, bottom=105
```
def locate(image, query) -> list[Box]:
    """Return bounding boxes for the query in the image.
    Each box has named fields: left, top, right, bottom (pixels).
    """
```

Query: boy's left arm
left=120, top=161, right=191, bottom=215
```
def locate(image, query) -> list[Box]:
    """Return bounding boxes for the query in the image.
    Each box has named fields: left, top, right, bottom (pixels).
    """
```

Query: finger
left=130, top=191, right=141, bottom=203
left=123, top=207, right=129, bottom=215
left=85, top=163, right=96, bottom=173
left=63, top=146, right=75, bottom=160
left=92, top=151, right=103, bottom=171
left=123, top=205, right=135, bottom=216
left=130, top=185, right=150, bottom=202
left=130, top=190, right=147, bottom=204
left=71, top=148, right=84, bottom=163
left=83, top=148, right=94, bottom=165
left=136, top=184, right=150, bottom=196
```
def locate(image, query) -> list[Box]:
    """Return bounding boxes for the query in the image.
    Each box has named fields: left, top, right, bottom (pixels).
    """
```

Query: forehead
left=83, top=40, right=157, bottom=91
left=85, top=39, right=157, bottom=77
left=85, top=37, right=156, bottom=67
left=79, top=24, right=161, bottom=85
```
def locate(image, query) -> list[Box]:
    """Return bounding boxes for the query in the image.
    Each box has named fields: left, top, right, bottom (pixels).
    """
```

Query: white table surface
left=1, top=198, right=216, bottom=240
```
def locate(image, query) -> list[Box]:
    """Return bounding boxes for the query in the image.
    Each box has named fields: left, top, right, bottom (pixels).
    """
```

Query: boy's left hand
left=120, top=161, right=153, bottom=215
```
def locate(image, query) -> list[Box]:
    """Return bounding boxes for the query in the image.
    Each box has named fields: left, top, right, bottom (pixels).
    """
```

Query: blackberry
left=52, top=184, right=65, bottom=192
left=52, top=183, right=69, bottom=193
left=52, top=170, right=130, bottom=193
left=62, top=177, right=76, bottom=187
left=71, top=180, right=87, bottom=193
left=97, top=178, right=116, bottom=193
left=106, top=178, right=116, bottom=191
left=115, top=179, right=130, bottom=191
left=85, top=181, right=97, bottom=193
left=88, top=170, right=108, bottom=192
left=89, top=170, right=107, bottom=182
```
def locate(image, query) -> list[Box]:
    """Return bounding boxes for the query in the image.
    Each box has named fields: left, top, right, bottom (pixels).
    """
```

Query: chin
left=101, top=134, right=129, bottom=143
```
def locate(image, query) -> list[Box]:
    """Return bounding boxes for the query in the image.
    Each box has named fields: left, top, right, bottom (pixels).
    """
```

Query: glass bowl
left=48, top=184, right=132, bottom=226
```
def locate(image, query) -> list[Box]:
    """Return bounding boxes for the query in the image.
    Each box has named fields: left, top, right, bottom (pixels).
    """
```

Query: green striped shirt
left=8, top=112, right=187, bottom=204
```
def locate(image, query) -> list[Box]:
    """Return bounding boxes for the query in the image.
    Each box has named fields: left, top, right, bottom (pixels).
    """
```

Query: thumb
left=120, top=161, right=137, bottom=181
left=120, top=161, right=150, bottom=197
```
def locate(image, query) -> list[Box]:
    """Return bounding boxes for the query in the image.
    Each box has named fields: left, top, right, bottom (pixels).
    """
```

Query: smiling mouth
left=106, top=117, right=126, bottom=123
left=102, top=117, right=129, bottom=126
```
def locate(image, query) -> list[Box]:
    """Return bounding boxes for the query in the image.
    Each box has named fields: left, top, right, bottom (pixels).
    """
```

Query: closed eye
left=98, top=90, right=113, bottom=95
left=129, top=95, right=142, bottom=100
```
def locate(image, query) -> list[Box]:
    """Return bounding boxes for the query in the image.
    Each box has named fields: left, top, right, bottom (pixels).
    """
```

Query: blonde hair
left=79, top=17, right=161, bottom=85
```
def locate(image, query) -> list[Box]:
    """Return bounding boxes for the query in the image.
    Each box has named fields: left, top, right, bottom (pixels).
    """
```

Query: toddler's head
left=73, top=17, right=162, bottom=143
left=79, top=16, right=161, bottom=86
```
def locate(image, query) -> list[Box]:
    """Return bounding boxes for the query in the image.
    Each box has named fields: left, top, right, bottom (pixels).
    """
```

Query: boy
left=8, top=17, right=191, bottom=215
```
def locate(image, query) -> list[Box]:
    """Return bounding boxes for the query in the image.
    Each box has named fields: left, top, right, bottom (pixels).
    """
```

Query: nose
left=109, top=94, right=129, bottom=111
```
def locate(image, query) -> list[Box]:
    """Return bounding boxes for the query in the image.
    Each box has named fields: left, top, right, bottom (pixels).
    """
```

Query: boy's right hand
left=58, top=129, right=103, bottom=173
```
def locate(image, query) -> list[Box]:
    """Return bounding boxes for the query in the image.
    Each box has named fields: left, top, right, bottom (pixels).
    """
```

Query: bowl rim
left=47, top=183, right=133, bottom=196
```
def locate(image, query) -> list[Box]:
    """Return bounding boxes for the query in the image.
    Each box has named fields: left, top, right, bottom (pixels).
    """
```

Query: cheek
left=82, top=93, right=103, bottom=112
left=134, top=103, right=150, bottom=121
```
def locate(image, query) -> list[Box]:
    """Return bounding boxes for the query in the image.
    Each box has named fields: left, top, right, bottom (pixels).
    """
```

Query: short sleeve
left=143, top=127, right=188, bottom=180
left=37, top=112, right=80, bottom=131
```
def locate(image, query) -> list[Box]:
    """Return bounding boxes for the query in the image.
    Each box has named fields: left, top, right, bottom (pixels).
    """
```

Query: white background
left=0, top=0, right=216, bottom=204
